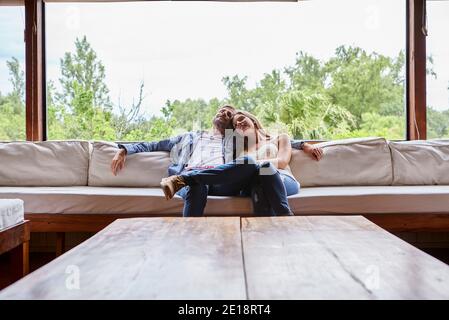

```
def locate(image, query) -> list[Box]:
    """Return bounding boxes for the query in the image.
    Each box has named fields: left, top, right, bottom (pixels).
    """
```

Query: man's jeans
left=176, top=157, right=299, bottom=217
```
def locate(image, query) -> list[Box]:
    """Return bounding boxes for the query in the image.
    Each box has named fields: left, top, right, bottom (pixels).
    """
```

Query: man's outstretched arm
left=111, top=134, right=186, bottom=175
left=117, top=134, right=185, bottom=155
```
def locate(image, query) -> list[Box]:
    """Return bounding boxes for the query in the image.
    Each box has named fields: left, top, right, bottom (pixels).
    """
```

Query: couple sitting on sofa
left=111, top=105, right=323, bottom=217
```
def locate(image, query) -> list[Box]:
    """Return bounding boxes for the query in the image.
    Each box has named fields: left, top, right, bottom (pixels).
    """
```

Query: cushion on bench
left=290, top=137, right=393, bottom=187
left=389, top=140, right=449, bottom=185
left=1, top=186, right=448, bottom=216
left=88, top=141, right=171, bottom=187
left=0, top=199, right=24, bottom=231
left=0, top=141, right=89, bottom=187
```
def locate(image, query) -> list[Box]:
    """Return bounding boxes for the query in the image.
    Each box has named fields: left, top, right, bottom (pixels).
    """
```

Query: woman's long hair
left=233, top=111, right=270, bottom=139
left=232, top=111, right=271, bottom=152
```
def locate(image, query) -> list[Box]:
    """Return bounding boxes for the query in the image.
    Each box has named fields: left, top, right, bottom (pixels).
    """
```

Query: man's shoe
left=160, top=175, right=186, bottom=200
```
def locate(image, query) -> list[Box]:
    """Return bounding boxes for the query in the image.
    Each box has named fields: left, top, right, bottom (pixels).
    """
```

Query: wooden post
left=407, top=0, right=427, bottom=140
left=10, top=241, right=30, bottom=279
left=6, top=221, right=30, bottom=282
left=25, top=0, right=45, bottom=141
left=56, top=232, right=66, bottom=257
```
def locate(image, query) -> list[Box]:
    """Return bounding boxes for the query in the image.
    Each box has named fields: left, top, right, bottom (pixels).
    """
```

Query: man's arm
left=111, top=134, right=187, bottom=176
left=117, top=134, right=185, bottom=155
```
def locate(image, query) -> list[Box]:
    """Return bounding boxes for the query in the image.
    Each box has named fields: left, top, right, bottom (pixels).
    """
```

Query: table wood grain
left=1, top=216, right=449, bottom=299
left=241, top=216, right=449, bottom=299
left=0, top=217, right=246, bottom=299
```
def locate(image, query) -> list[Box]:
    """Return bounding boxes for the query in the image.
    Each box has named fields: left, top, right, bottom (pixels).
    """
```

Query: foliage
left=0, top=57, right=25, bottom=141
left=1, top=37, right=448, bottom=142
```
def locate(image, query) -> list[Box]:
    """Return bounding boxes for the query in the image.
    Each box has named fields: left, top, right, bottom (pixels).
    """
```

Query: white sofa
left=1, top=137, right=449, bottom=233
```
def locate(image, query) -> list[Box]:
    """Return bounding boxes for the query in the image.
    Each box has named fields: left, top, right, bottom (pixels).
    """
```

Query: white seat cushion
left=0, top=187, right=251, bottom=216
left=0, top=199, right=24, bottom=231
left=0, top=186, right=448, bottom=216
left=289, top=185, right=449, bottom=214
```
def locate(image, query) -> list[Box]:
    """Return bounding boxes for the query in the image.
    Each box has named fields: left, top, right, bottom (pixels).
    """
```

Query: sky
left=0, top=0, right=448, bottom=117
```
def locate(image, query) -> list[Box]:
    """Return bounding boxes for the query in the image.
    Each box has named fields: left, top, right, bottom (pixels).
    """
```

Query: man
left=111, top=105, right=323, bottom=216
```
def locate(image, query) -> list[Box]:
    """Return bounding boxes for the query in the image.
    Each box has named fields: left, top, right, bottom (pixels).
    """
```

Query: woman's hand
left=303, top=143, right=324, bottom=161
left=111, top=148, right=127, bottom=176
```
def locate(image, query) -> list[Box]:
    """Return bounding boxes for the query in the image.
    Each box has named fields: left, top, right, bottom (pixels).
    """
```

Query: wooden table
left=1, top=216, right=448, bottom=299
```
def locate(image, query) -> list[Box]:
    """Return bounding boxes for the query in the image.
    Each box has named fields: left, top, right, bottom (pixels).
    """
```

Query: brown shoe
left=160, top=175, right=186, bottom=200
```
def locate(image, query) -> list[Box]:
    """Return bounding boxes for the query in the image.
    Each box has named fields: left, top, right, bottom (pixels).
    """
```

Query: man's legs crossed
left=181, top=156, right=258, bottom=190
left=177, top=156, right=259, bottom=217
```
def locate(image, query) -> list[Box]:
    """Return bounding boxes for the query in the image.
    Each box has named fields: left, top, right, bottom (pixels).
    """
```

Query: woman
left=230, top=110, right=300, bottom=215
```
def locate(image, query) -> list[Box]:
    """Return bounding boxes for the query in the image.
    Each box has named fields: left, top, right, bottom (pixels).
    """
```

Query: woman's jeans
left=176, top=157, right=300, bottom=217
left=250, top=162, right=300, bottom=216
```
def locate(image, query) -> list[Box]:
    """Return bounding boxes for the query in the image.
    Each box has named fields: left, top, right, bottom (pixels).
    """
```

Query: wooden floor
left=1, top=216, right=449, bottom=299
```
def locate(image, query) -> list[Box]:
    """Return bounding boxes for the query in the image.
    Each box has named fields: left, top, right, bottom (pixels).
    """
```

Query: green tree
left=222, top=75, right=255, bottom=113
left=57, top=36, right=111, bottom=109
left=338, top=112, right=405, bottom=140
left=325, top=46, right=405, bottom=123
left=163, top=97, right=224, bottom=133
left=113, top=81, right=147, bottom=140
left=285, top=51, right=326, bottom=93
left=427, top=107, right=449, bottom=139
left=0, top=58, right=25, bottom=140
left=3, top=42, right=415, bottom=142
left=50, top=36, right=115, bottom=140
left=279, top=91, right=355, bottom=139
left=6, top=57, right=25, bottom=104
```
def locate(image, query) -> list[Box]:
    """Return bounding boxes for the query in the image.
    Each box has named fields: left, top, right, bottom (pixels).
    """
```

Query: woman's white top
left=246, top=137, right=296, bottom=180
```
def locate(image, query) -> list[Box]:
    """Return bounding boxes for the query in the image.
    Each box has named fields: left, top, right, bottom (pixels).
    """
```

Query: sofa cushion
left=289, top=137, right=393, bottom=187
left=1, top=185, right=448, bottom=216
left=0, top=186, right=249, bottom=215
left=0, top=141, right=89, bottom=186
left=0, top=199, right=24, bottom=231
left=290, top=186, right=449, bottom=214
left=389, top=140, right=449, bottom=185
left=88, top=141, right=171, bottom=187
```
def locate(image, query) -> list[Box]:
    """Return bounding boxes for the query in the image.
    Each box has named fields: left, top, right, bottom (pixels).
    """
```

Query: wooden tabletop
left=1, top=216, right=448, bottom=299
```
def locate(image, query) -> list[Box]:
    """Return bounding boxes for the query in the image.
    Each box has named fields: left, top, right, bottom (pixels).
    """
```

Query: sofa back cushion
left=88, top=141, right=171, bottom=187
left=390, top=140, right=449, bottom=185
left=0, top=141, right=89, bottom=186
left=290, top=137, right=393, bottom=187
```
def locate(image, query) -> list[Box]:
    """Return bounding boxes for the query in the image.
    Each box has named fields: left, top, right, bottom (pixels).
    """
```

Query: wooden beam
left=25, top=0, right=45, bottom=141
left=365, top=213, right=449, bottom=233
left=44, top=0, right=298, bottom=2
left=24, top=213, right=449, bottom=233
left=55, top=232, right=65, bottom=256
left=407, top=0, right=427, bottom=140
left=0, top=221, right=30, bottom=255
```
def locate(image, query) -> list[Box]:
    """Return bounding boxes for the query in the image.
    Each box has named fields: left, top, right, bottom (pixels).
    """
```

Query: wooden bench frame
left=0, top=221, right=30, bottom=282
left=26, top=213, right=449, bottom=256
left=26, top=213, right=449, bottom=233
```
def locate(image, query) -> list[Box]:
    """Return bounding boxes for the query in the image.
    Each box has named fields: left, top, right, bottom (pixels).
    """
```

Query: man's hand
left=303, top=143, right=324, bottom=161
left=111, top=148, right=127, bottom=176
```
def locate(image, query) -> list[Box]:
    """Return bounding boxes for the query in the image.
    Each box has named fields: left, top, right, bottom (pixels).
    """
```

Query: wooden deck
left=1, top=216, right=448, bottom=299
